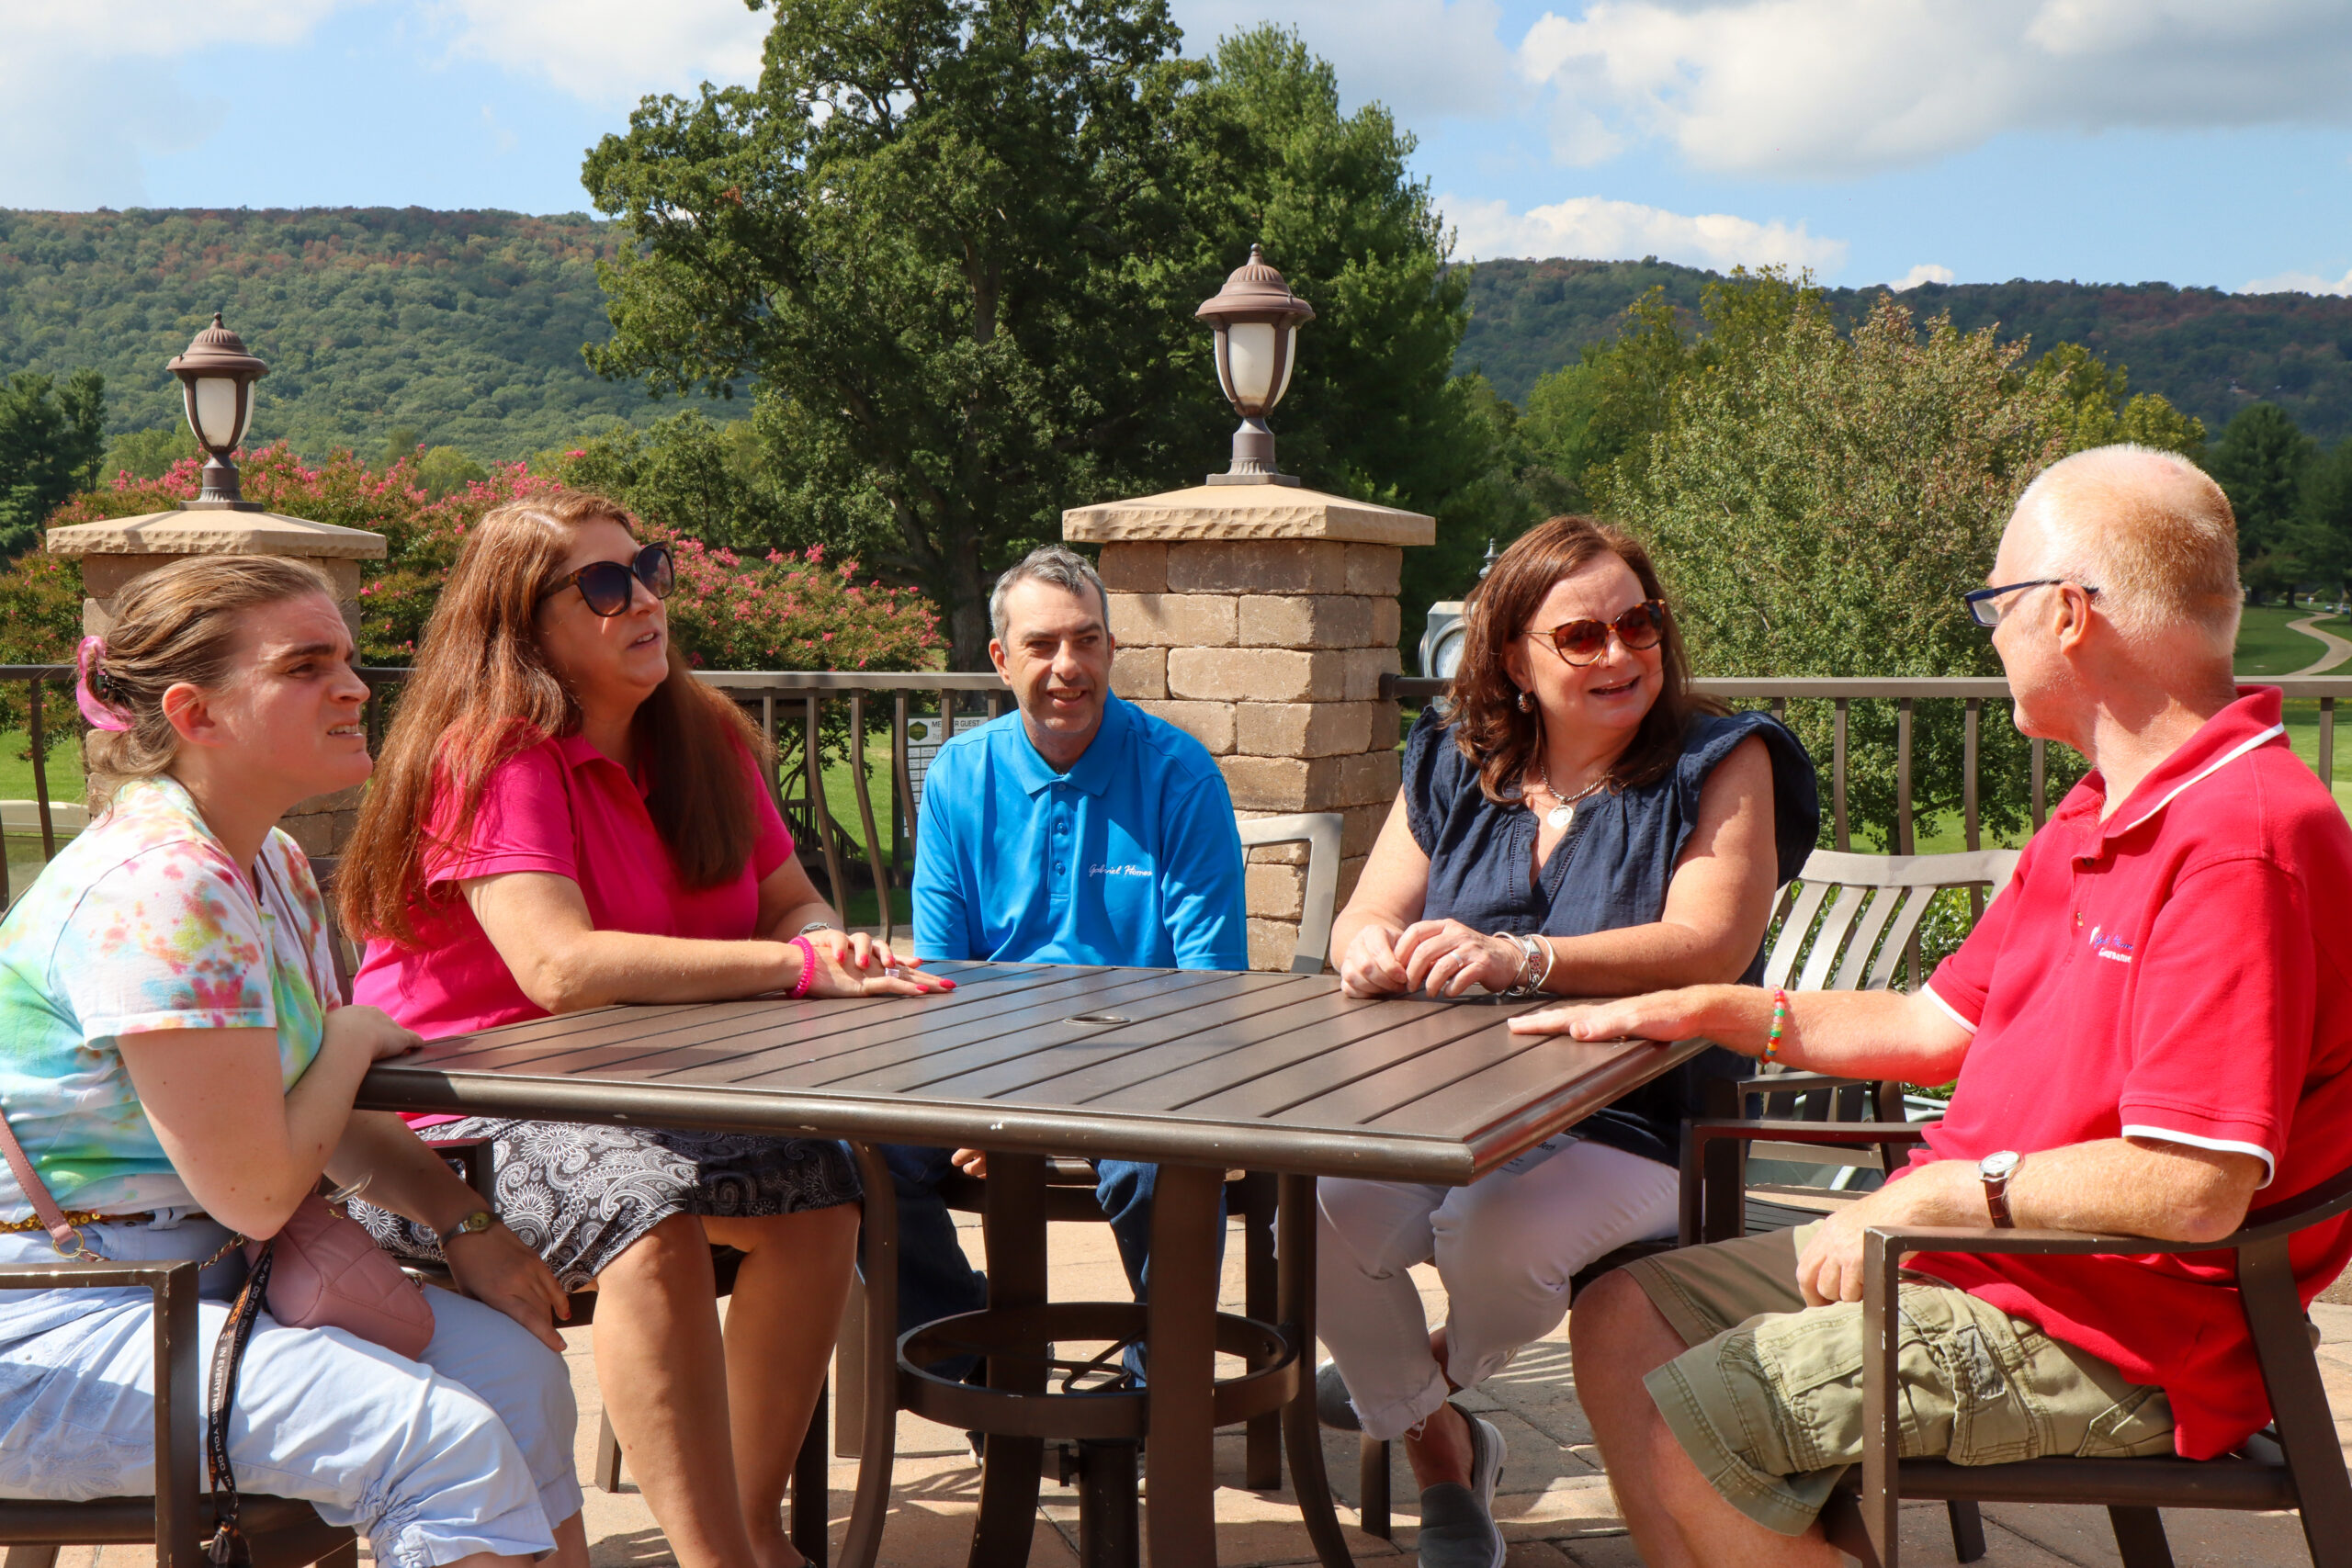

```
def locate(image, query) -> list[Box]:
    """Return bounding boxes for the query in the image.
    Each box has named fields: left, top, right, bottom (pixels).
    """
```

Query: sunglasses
left=1529, top=600, right=1669, bottom=665
left=537, top=543, right=675, bottom=618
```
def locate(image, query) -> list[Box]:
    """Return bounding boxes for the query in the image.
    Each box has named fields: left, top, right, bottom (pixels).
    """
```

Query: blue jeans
left=877, top=1145, right=1221, bottom=1383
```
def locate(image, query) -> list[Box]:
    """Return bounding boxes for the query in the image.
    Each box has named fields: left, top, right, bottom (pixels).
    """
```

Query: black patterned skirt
left=357, top=1119, right=861, bottom=1291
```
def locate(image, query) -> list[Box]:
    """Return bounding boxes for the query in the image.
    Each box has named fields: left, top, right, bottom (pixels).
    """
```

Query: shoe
left=1315, top=1359, right=1361, bottom=1430
left=1414, top=1405, right=1506, bottom=1568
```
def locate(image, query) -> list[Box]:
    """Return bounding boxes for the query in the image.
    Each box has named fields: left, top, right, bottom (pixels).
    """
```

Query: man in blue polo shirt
left=895, top=543, right=1246, bottom=1379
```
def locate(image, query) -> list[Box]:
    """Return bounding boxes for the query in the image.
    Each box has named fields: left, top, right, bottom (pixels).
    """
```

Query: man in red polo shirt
left=1520, top=443, right=2352, bottom=1567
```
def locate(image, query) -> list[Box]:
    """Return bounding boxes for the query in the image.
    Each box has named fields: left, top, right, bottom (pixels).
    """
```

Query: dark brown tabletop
left=356, top=961, right=1710, bottom=1183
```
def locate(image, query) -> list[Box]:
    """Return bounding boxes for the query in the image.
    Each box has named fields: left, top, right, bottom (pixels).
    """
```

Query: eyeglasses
left=1962, top=579, right=2098, bottom=629
left=1529, top=600, right=1669, bottom=665
left=537, top=543, right=675, bottom=617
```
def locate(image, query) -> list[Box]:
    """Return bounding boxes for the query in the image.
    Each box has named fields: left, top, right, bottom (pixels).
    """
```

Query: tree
left=102, top=424, right=199, bottom=481
left=1593, top=283, right=2079, bottom=845
left=582, top=5, right=1476, bottom=669
left=2295, top=438, right=2352, bottom=602
left=0, top=368, right=106, bottom=558
left=2021, top=342, right=2206, bottom=459
left=2207, top=402, right=2317, bottom=599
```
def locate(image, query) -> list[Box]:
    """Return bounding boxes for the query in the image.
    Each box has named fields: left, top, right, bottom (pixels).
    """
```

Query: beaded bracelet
left=1763, top=985, right=1790, bottom=1064
left=789, top=934, right=820, bottom=999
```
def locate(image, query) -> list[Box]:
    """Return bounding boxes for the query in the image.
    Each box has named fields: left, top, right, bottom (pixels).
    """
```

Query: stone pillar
left=45, top=509, right=390, bottom=855
left=1063, top=483, right=1434, bottom=971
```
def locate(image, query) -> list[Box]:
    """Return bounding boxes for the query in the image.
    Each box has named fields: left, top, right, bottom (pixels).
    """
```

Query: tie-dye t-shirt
left=0, top=776, right=340, bottom=1220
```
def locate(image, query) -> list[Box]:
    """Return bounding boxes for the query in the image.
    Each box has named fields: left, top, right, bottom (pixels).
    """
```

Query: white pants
left=1315, top=1138, right=1680, bottom=1440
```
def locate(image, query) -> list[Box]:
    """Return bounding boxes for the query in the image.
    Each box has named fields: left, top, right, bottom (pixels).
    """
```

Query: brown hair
left=83, top=555, right=340, bottom=810
left=339, top=488, right=765, bottom=948
left=1444, top=515, right=1721, bottom=805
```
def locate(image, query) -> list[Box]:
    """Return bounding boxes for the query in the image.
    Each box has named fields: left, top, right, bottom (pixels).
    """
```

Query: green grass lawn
left=2236, top=604, right=2346, bottom=677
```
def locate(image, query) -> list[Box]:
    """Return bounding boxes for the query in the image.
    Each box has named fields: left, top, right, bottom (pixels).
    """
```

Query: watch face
left=1981, top=1150, right=2021, bottom=1180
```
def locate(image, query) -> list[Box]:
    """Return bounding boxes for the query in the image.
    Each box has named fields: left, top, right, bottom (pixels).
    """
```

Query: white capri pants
left=0, top=1218, right=581, bottom=1568
left=1316, top=1136, right=1680, bottom=1440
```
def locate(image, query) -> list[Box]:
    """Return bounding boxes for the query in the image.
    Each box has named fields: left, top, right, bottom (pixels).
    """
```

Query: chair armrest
left=1679, top=1120, right=1933, bottom=1247
left=423, top=1134, right=500, bottom=1205
left=0, top=1258, right=203, bottom=1557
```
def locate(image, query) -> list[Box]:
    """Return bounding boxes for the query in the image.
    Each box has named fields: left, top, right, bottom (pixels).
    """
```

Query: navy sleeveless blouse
left=1403, top=707, right=1822, bottom=1166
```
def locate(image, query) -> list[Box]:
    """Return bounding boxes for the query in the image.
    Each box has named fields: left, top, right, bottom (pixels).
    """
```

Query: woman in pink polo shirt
left=338, top=489, right=939, bottom=1568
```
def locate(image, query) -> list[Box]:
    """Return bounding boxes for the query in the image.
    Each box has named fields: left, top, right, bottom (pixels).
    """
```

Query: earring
left=1517, top=689, right=1535, bottom=713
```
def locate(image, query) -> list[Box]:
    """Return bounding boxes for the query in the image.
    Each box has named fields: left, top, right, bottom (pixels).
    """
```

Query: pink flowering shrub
left=30, top=443, right=941, bottom=673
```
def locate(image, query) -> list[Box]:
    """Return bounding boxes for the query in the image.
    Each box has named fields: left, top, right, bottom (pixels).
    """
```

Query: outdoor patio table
left=357, top=960, right=1709, bottom=1568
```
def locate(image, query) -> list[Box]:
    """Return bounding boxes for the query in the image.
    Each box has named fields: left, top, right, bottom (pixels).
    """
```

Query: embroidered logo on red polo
left=2087, top=926, right=2135, bottom=964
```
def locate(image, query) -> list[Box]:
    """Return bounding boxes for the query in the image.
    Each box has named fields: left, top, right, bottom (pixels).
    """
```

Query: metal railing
left=9, top=665, right=2345, bottom=946
left=1384, top=673, right=2349, bottom=855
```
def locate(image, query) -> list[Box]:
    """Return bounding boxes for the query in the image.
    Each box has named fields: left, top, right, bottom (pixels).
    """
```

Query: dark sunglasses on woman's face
left=1529, top=599, right=1668, bottom=666
left=537, top=543, right=676, bottom=617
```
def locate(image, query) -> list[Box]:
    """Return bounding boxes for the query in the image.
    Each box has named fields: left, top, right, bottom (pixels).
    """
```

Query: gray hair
left=2016, top=444, right=2241, bottom=653
left=989, top=545, right=1110, bottom=644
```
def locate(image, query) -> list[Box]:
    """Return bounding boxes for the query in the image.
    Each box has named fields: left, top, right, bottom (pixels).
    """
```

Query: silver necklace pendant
left=1546, top=802, right=1577, bottom=831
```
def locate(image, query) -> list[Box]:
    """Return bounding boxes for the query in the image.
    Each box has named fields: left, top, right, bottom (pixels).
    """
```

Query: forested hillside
left=0, top=208, right=670, bottom=459
left=8, top=207, right=2352, bottom=461
left=1461, top=257, right=2352, bottom=443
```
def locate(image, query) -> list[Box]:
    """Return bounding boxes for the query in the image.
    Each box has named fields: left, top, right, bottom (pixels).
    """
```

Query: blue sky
left=8, top=0, right=2351, bottom=295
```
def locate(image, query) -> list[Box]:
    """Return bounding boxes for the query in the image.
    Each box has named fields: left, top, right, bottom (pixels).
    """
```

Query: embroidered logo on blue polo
left=1090, top=864, right=1150, bottom=878
left=2087, top=926, right=2135, bottom=964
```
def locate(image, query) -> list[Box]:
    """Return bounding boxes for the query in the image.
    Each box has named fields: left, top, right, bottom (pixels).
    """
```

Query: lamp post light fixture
left=1195, top=243, right=1315, bottom=487
left=165, top=310, right=268, bottom=511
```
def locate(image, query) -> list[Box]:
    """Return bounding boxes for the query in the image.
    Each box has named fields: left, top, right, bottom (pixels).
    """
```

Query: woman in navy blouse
left=1319, top=515, right=1818, bottom=1568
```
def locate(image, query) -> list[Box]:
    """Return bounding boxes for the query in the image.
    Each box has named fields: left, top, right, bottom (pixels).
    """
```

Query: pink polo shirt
left=354, top=733, right=796, bottom=1060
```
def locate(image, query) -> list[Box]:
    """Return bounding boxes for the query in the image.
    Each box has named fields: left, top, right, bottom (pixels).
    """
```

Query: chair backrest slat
left=1794, top=886, right=1871, bottom=992
left=1235, top=812, right=1344, bottom=975
left=1765, top=880, right=1838, bottom=989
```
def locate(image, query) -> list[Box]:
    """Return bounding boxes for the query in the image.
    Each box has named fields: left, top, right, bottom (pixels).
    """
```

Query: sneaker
left=1414, top=1405, right=1506, bottom=1568
left=1315, top=1360, right=1362, bottom=1431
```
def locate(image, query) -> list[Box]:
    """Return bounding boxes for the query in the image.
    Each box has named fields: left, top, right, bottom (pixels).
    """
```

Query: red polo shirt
left=1910, top=687, right=2352, bottom=1460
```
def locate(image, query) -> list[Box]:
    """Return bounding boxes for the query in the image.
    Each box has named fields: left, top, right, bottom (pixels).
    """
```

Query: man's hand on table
left=1509, top=986, right=1753, bottom=1045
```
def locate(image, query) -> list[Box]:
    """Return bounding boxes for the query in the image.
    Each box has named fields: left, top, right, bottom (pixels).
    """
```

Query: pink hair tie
left=75, top=636, right=130, bottom=732
left=789, top=935, right=819, bottom=999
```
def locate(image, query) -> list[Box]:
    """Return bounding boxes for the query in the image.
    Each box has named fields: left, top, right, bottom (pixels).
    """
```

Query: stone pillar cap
left=1063, top=482, right=1433, bottom=547
left=46, top=509, right=388, bottom=560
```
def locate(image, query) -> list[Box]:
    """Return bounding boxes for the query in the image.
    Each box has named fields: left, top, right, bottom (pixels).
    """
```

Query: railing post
left=1894, top=698, right=1914, bottom=857
left=28, top=672, right=52, bottom=861
left=1963, top=697, right=1983, bottom=921
left=893, top=690, right=914, bottom=876
left=2323, top=697, right=2336, bottom=792
left=845, top=692, right=892, bottom=944
left=1833, top=698, right=1849, bottom=852
left=46, top=509, right=388, bottom=855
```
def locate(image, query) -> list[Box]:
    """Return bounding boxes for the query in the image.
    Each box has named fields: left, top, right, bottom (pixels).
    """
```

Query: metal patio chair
left=1777, top=1151, right=2352, bottom=1568
left=0, top=1258, right=357, bottom=1568
left=1342, top=846, right=2021, bottom=1551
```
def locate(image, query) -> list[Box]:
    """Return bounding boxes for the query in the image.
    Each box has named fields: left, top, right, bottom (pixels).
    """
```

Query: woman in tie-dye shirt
left=0, top=556, right=588, bottom=1568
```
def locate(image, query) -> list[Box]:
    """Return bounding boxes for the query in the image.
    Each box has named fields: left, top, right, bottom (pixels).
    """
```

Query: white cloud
left=0, top=0, right=347, bottom=207
left=2241, top=268, right=2352, bottom=297
left=1170, top=0, right=1522, bottom=122
left=1888, top=264, right=1955, bottom=291
left=1443, top=193, right=1848, bottom=272
left=1516, top=0, right=2352, bottom=177
left=429, top=0, right=768, bottom=107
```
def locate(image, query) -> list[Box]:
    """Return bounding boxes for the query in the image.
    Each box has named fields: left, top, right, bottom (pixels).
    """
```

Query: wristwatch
left=441, top=1209, right=499, bottom=1241
left=1979, top=1150, right=2022, bottom=1229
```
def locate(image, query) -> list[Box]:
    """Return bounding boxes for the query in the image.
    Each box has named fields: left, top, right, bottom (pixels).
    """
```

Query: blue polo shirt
left=910, top=694, right=1247, bottom=970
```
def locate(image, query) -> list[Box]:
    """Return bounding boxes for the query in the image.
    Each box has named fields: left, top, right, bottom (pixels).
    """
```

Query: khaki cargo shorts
left=1622, top=1224, right=2176, bottom=1536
